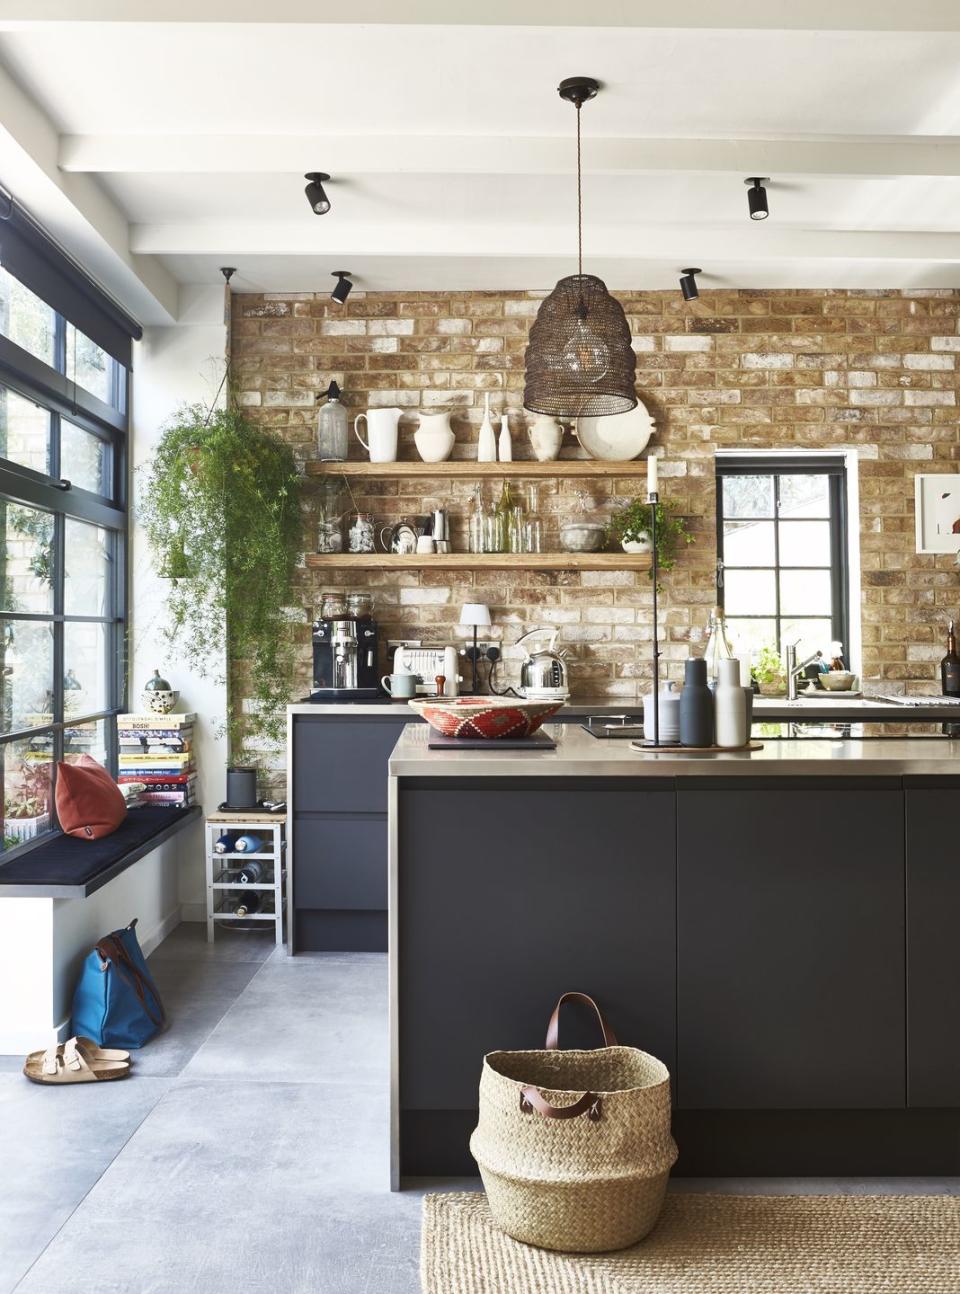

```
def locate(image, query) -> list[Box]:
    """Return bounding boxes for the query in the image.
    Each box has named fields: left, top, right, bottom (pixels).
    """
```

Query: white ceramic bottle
left=477, top=392, right=497, bottom=462
left=714, top=657, right=747, bottom=749
left=498, top=407, right=513, bottom=461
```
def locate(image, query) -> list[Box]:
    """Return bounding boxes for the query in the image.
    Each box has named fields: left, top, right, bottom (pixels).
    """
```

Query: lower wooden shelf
left=305, top=552, right=651, bottom=571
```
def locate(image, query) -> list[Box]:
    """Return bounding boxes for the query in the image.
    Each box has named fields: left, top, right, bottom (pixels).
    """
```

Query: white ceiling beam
left=58, top=133, right=960, bottom=180
left=0, top=61, right=177, bottom=324
left=129, top=219, right=960, bottom=265
left=5, top=1, right=960, bottom=30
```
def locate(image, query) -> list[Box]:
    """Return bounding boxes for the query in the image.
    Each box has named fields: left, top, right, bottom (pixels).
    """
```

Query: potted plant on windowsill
left=3, top=763, right=52, bottom=843
left=751, top=644, right=787, bottom=696
left=608, top=497, right=693, bottom=572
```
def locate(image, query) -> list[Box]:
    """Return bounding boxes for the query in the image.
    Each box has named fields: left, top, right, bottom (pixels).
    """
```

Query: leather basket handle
left=520, top=1086, right=602, bottom=1122
left=545, top=992, right=618, bottom=1050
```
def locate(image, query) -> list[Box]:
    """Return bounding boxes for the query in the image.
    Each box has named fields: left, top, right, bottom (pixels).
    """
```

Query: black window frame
left=0, top=205, right=135, bottom=862
left=715, top=455, right=850, bottom=661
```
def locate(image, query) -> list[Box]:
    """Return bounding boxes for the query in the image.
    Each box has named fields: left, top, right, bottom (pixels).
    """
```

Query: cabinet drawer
left=294, top=816, right=387, bottom=910
left=293, top=717, right=409, bottom=813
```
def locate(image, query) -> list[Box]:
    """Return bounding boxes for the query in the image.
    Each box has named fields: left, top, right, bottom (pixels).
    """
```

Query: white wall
left=130, top=282, right=230, bottom=918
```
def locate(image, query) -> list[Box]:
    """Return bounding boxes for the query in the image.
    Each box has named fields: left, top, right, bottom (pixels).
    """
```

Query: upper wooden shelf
left=305, top=552, right=652, bottom=571
left=304, top=460, right=646, bottom=478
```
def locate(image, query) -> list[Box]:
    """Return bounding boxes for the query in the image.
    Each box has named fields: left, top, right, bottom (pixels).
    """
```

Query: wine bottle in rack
left=235, top=891, right=262, bottom=918
left=237, top=858, right=269, bottom=885
left=234, top=833, right=264, bottom=854
left=214, top=833, right=237, bottom=854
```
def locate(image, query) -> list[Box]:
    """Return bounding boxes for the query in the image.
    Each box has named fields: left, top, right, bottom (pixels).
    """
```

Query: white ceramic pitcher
left=414, top=412, right=455, bottom=463
left=354, top=407, right=402, bottom=463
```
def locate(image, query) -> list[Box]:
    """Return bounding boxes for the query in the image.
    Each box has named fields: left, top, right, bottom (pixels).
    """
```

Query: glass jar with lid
left=348, top=512, right=376, bottom=554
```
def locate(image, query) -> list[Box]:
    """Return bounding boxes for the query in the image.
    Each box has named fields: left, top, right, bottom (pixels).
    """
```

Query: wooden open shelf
left=305, top=552, right=651, bottom=571
left=305, top=459, right=646, bottom=479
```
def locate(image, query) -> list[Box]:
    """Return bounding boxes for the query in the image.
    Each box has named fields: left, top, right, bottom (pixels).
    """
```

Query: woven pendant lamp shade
left=524, top=274, right=637, bottom=418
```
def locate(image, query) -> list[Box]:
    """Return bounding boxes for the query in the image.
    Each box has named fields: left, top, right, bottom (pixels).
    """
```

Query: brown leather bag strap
left=545, top=992, right=618, bottom=1050
left=520, top=1086, right=603, bottom=1121
left=96, top=936, right=166, bottom=1029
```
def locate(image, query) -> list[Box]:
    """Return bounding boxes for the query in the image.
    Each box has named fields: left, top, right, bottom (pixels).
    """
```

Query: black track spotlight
left=745, top=177, right=769, bottom=221
left=304, top=172, right=331, bottom=215
left=679, top=268, right=701, bottom=302
left=330, top=270, right=353, bottom=305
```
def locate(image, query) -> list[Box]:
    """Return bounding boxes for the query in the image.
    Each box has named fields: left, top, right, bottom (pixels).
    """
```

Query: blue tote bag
left=72, top=918, right=166, bottom=1049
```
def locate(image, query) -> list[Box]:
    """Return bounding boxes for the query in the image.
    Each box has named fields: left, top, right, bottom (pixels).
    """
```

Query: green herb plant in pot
left=751, top=644, right=786, bottom=696
left=609, top=497, right=693, bottom=574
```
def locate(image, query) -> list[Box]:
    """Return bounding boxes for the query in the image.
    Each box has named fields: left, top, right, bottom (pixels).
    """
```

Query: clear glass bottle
left=316, top=477, right=343, bottom=553
left=703, top=605, right=735, bottom=686
left=317, top=380, right=348, bottom=461
left=469, top=485, right=486, bottom=554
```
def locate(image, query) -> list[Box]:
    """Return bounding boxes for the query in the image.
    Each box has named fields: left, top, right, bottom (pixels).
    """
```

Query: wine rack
left=205, top=810, right=286, bottom=947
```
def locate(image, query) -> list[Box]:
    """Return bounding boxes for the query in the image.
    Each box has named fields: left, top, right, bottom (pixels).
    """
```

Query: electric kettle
left=517, top=626, right=570, bottom=701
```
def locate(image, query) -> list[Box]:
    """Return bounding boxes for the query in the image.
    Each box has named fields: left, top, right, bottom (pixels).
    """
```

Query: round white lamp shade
left=460, top=603, right=492, bottom=628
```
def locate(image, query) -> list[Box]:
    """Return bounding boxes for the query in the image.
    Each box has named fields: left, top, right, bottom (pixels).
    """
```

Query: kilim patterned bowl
left=408, top=697, right=564, bottom=739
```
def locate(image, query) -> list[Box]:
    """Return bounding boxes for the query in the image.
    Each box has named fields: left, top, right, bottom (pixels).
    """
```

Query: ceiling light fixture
left=330, top=270, right=353, bottom=304
left=679, top=268, right=701, bottom=301
left=304, top=172, right=332, bottom=215
left=523, top=77, right=636, bottom=419
left=745, top=177, right=769, bottom=221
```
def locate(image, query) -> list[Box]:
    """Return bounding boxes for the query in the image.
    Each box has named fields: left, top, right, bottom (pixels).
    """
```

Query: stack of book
left=117, top=713, right=197, bottom=807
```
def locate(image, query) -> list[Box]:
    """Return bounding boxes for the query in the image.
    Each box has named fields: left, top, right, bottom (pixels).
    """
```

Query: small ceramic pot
left=622, top=534, right=652, bottom=555
left=527, top=413, right=564, bottom=462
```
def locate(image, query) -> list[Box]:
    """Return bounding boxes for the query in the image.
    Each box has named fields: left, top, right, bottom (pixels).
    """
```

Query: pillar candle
left=647, top=454, right=658, bottom=497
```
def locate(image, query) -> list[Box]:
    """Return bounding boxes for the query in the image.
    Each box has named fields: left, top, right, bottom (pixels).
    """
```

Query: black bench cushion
left=0, top=806, right=200, bottom=891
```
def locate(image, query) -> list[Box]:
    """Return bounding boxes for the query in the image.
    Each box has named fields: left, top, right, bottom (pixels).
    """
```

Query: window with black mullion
left=716, top=459, right=848, bottom=666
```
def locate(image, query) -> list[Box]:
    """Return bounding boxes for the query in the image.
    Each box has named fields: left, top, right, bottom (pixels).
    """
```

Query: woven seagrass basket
left=469, top=993, right=678, bottom=1253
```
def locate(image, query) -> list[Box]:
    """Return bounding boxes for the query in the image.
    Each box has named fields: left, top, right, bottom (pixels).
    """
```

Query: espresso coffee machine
left=311, top=615, right=382, bottom=700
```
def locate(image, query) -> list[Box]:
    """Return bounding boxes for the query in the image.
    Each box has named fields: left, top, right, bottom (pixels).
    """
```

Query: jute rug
left=421, top=1191, right=960, bottom=1293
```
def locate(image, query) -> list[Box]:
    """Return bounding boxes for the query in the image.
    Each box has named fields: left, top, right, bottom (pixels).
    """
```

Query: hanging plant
left=139, top=402, right=302, bottom=758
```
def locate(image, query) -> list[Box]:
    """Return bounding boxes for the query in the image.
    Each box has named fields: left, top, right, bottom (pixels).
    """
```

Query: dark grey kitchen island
left=387, top=724, right=960, bottom=1187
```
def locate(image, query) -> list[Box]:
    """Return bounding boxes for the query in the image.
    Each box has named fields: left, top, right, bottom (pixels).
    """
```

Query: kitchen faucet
left=784, top=643, right=824, bottom=700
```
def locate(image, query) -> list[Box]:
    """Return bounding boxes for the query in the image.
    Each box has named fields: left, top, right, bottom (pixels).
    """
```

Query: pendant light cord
left=576, top=103, right=583, bottom=279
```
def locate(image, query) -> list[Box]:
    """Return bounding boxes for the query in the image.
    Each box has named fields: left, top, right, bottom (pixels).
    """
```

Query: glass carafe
left=316, top=478, right=343, bottom=553
left=704, top=605, right=735, bottom=686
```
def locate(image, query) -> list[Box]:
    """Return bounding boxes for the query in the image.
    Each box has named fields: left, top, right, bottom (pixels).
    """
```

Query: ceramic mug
left=415, top=535, right=435, bottom=554
left=381, top=672, right=417, bottom=699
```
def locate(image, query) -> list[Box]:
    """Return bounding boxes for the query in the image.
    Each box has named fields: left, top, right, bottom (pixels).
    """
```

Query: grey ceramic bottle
left=680, top=657, right=714, bottom=747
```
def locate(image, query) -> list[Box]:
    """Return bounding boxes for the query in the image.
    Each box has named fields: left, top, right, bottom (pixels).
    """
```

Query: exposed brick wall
left=231, top=287, right=960, bottom=713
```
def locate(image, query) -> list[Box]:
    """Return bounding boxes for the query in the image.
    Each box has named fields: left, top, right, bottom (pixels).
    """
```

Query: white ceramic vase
left=527, top=413, right=564, bottom=461
left=498, top=409, right=513, bottom=461
left=477, top=392, right=497, bottom=462
left=714, top=658, right=747, bottom=748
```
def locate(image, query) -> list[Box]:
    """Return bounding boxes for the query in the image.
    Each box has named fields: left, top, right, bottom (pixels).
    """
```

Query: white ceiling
left=4, top=4, right=960, bottom=318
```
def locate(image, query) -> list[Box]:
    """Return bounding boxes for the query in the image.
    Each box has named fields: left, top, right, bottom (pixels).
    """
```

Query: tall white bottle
left=714, top=657, right=747, bottom=748
left=477, top=392, right=497, bottom=462
left=498, top=407, right=513, bottom=461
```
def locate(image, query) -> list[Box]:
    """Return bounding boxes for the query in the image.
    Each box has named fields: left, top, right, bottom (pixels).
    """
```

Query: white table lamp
left=460, top=603, right=492, bottom=693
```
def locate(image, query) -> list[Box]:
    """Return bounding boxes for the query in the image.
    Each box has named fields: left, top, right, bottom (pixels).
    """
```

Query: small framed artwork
left=915, top=474, right=960, bottom=553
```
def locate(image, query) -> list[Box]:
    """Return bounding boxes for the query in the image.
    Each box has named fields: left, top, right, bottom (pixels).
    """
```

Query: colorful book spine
left=119, top=773, right=196, bottom=785
left=117, top=713, right=196, bottom=729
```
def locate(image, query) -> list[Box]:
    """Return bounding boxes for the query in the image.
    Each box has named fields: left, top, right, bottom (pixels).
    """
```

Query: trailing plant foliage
left=608, top=496, right=693, bottom=577
left=140, top=403, right=302, bottom=756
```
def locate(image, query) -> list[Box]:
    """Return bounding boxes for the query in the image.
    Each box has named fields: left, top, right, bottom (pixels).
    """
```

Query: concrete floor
left=1, top=925, right=957, bottom=1294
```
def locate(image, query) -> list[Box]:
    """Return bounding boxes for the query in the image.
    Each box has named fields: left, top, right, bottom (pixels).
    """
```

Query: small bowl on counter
left=408, top=696, right=564, bottom=739
left=818, top=671, right=857, bottom=691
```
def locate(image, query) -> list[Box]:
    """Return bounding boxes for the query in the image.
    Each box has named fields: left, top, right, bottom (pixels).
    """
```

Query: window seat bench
left=0, top=806, right=202, bottom=898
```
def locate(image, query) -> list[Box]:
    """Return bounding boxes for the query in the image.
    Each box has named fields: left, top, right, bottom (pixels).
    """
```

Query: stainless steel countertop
left=289, top=695, right=960, bottom=721
left=387, top=723, right=960, bottom=779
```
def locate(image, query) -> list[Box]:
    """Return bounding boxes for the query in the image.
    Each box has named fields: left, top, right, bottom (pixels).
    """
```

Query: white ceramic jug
left=527, top=412, right=564, bottom=461
left=354, top=407, right=402, bottom=463
left=414, top=412, right=455, bottom=463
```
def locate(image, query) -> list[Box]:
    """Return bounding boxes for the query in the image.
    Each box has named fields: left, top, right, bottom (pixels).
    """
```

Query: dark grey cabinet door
left=906, top=788, right=960, bottom=1107
left=398, top=782, right=676, bottom=1111
left=677, top=786, right=905, bottom=1110
left=293, top=815, right=387, bottom=910
left=293, top=717, right=408, bottom=813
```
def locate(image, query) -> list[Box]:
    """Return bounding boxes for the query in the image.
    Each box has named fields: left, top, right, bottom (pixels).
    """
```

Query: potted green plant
left=751, top=644, right=786, bottom=696
left=140, top=402, right=302, bottom=759
left=608, top=497, right=693, bottom=573
left=4, top=761, right=51, bottom=843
